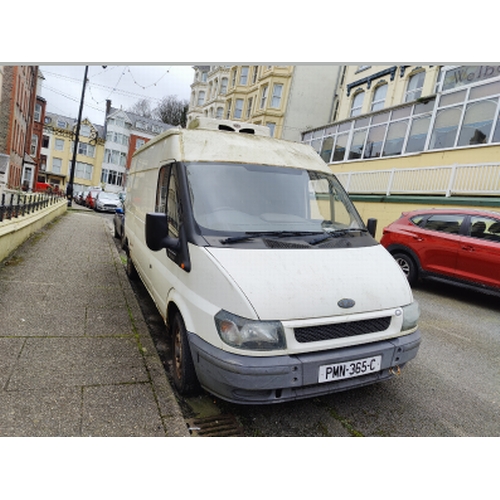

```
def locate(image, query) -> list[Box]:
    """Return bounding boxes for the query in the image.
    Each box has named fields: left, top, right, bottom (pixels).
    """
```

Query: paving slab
left=0, top=207, right=189, bottom=437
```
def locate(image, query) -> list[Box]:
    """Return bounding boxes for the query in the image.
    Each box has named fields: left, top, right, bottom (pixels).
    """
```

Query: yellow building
left=189, top=65, right=341, bottom=143
left=40, top=113, right=105, bottom=193
left=302, top=65, right=500, bottom=237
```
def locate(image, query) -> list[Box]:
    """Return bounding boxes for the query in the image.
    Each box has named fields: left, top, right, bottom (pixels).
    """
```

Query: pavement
left=0, top=203, right=190, bottom=436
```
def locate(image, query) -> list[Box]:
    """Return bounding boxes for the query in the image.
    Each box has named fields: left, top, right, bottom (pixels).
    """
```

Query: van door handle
left=413, top=236, right=424, bottom=242
left=462, top=245, right=474, bottom=252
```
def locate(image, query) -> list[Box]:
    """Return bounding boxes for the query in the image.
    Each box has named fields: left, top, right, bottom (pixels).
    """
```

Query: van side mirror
left=145, top=213, right=181, bottom=252
left=366, top=218, right=377, bottom=238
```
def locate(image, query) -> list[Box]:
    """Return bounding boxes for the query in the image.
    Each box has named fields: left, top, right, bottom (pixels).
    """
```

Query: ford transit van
left=124, top=118, right=421, bottom=404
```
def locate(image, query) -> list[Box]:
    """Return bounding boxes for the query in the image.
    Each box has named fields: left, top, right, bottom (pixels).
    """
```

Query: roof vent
left=188, top=117, right=270, bottom=137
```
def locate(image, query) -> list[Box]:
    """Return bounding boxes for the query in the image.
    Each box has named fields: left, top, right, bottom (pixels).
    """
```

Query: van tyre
left=171, top=312, right=199, bottom=395
left=393, top=252, right=418, bottom=285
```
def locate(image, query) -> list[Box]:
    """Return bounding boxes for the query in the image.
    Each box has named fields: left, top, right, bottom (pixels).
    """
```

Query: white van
left=124, top=118, right=421, bottom=404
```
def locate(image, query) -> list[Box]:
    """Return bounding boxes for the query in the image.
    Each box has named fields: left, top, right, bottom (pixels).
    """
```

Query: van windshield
left=185, top=162, right=365, bottom=239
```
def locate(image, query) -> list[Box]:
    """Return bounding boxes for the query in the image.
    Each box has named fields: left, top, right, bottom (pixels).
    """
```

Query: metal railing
left=335, top=163, right=500, bottom=197
left=0, top=192, right=65, bottom=223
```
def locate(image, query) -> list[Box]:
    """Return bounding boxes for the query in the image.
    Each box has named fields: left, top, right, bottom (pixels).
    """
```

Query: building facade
left=103, top=101, right=172, bottom=192
left=41, top=112, right=105, bottom=193
left=302, top=64, right=500, bottom=172
left=188, top=65, right=342, bottom=143
left=0, top=66, right=39, bottom=191
left=301, top=64, right=500, bottom=238
left=188, top=66, right=231, bottom=123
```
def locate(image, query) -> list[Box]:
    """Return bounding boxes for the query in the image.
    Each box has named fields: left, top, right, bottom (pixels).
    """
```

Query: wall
left=0, top=198, right=67, bottom=262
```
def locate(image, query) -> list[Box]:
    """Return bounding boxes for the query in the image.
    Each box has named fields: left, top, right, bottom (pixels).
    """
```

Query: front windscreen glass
left=185, top=162, right=365, bottom=239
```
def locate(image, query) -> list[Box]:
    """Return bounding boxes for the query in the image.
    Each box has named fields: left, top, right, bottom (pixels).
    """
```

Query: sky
left=39, top=65, right=195, bottom=125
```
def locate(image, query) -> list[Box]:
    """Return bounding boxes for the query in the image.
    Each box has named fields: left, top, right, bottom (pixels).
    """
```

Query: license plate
left=318, top=355, right=381, bottom=383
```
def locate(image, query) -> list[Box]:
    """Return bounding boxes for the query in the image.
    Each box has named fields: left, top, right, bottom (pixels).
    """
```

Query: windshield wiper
left=220, top=231, right=322, bottom=245
left=309, top=228, right=368, bottom=245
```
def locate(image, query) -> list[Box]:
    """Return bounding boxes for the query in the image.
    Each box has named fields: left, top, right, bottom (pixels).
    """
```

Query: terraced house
left=40, top=112, right=105, bottom=193
left=301, top=65, right=500, bottom=237
left=188, top=65, right=341, bottom=142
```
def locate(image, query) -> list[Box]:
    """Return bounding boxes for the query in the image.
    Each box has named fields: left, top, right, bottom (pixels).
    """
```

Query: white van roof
left=131, top=118, right=330, bottom=174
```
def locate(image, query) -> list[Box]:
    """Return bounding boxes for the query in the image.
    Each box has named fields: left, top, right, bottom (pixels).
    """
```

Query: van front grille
left=294, top=316, right=391, bottom=343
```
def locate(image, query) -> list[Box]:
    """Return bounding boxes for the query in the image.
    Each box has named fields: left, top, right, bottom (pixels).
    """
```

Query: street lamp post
left=67, top=65, right=89, bottom=207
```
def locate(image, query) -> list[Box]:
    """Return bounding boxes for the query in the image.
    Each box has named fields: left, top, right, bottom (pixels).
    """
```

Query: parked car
left=381, top=208, right=500, bottom=295
left=86, top=189, right=102, bottom=209
left=113, top=206, right=126, bottom=248
left=95, top=191, right=122, bottom=212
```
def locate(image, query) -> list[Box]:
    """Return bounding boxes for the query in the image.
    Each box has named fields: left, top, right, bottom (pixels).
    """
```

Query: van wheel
left=171, top=312, right=199, bottom=395
left=126, top=252, right=138, bottom=280
left=393, top=252, right=418, bottom=285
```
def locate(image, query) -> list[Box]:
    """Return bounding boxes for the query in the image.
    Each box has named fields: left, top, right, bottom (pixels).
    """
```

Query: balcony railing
left=0, top=192, right=64, bottom=223
left=336, top=163, right=500, bottom=197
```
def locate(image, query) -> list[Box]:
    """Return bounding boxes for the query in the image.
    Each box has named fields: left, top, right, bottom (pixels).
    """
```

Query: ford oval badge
left=338, top=298, right=355, bottom=309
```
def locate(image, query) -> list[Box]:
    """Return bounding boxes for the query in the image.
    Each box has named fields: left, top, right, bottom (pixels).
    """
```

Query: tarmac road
left=104, top=211, right=500, bottom=437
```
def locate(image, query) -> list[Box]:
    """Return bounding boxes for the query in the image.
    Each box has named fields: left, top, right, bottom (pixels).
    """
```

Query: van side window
left=156, top=164, right=181, bottom=239
left=156, top=165, right=170, bottom=213
left=166, top=168, right=180, bottom=239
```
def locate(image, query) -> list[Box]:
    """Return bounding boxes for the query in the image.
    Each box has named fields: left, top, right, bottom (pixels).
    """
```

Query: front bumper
left=188, top=329, right=421, bottom=404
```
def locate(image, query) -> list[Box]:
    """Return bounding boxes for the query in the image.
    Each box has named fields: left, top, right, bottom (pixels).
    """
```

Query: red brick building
left=0, top=66, right=39, bottom=190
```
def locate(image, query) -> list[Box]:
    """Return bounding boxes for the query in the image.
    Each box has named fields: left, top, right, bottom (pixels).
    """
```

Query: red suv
left=380, top=208, right=500, bottom=295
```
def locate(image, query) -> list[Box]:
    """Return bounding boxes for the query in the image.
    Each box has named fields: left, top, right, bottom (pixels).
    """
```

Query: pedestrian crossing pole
left=67, top=65, right=89, bottom=207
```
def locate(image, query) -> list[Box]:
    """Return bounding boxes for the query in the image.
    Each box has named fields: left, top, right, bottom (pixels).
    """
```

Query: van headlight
left=215, top=310, right=286, bottom=351
left=401, top=301, right=420, bottom=331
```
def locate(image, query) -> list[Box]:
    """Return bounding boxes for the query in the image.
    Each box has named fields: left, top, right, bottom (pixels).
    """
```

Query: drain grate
left=186, top=414, right=245, bottom=437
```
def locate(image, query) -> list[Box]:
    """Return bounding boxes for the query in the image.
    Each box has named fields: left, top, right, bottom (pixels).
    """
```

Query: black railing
left=0, top=192, right=64, bottom=223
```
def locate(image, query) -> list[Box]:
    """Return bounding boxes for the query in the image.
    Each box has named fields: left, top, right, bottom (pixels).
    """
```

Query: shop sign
left=443, top=65, right=500, bottom=91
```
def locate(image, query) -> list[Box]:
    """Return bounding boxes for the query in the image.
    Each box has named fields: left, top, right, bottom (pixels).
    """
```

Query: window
left=57, top=120, right=67, bottom=128
left=252, top=66, right=259, bottom=84
left=423, top=214, right=464, bottom=234
left=197, top=91, right=205, bottom=106
left=76, top=142, right=95, bottom=157
left=382, top=120, right=408, bottom=156
left=429, top=106, right=462, bottom=149
left=220, top=78, right=228, bottom=95
left=55, top=138, right=64, bottom=151
left=363, top=124, right=386, bottom=159
left=406, top=115, right=431, bottom=153
left=80, top=125, right=90, bottom=137
left=350, top=91, right=364, bottom=117
left=267, top=122, right=276, bottom=137
left=348, top=129, right=367, bottom=159
left=405, top=72, right=425, bottom=102
left=52, top=157, right=62, bottom=173
left=135, top=139, right=146, bottom=150
left=260, top=85, right=268, bottom=109
left=30, top=134, right=38, bottom=156
left=332, top=134, right=348, bottom=162
left=216, top=107, right=223, bottom=119
left=320, top=136, right=334, bottom=162
left=156, top=165, right=181, bottom=239
left=371, top=84, right=387, bottom=112
left=457, top=99, right=497, bottom=146
left=234, top=99, right=244, bottom=119
left=469, top=216, right=500, bottom=241
left=240, top=66, right=249, bottom=85
left=246, top=97, right=253, bottom=119
left=75, top=162, right=93, bottom=180
left=42, top=135, right=49, bottom=148
left=34, top=104, right=42, bottom=122
left=271, top=84, right=283, bottom=108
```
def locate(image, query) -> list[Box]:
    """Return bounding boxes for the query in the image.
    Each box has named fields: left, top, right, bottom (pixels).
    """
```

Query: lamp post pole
left=67, top=65, right=89, bottom=207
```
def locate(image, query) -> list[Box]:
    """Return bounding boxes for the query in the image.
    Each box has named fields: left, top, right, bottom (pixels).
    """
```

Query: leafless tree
left=128, top=98, right=153, bottom=119
left=153, top=95, right=189, bottom=127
